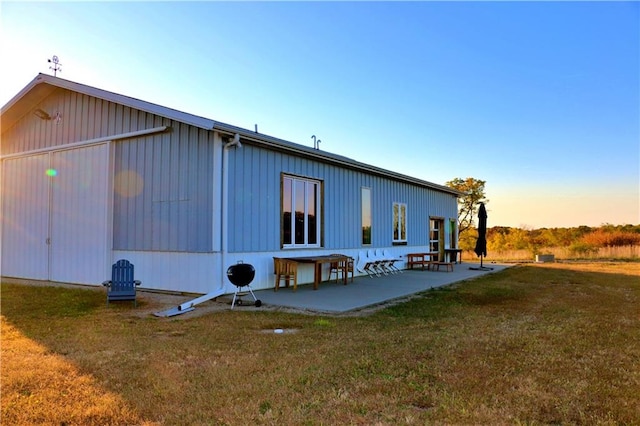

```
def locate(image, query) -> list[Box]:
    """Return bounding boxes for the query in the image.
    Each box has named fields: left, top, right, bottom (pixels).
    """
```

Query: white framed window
left=392, top=202, right=407, bottom=243
left=282, top=175, right=321, bottom=248
left=362, top=187, right=372, bottom=245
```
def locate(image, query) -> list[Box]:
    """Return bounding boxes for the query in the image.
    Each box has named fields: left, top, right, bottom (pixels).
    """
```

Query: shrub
left=569, top=242, right=599, bottom=256
left=581, top=230, right=640, bottom=247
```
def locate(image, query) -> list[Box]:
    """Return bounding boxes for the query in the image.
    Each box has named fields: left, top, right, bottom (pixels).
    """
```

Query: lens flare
left=114, top=170, right=144, bottom=198
left=45, top=169, right=58, bottom=177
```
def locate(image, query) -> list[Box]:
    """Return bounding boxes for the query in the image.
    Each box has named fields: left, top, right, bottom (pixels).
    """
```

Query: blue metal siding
left=113, top=123, right=215, bottom=252
left=2, top=88, right=168, bottom=152
left=1, top=87, right=217, bottom=253
left=3, top=86, right=455, bottom=255
left=227, top=144, right=458, bottom=253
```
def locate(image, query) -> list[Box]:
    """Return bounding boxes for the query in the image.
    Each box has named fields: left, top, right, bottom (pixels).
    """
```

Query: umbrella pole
left=481, top=255, right=493, bottom=270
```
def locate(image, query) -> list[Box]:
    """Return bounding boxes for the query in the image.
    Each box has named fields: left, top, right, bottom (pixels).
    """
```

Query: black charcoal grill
left=227, top=262, right=262, bottom=309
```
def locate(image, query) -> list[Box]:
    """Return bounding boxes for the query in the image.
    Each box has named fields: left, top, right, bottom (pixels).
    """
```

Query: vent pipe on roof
left=311, top=135, right=321, bottom=150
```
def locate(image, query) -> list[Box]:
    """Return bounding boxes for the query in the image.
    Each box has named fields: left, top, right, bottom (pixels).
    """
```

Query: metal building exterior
left=1, top=74, right=460, bottom=294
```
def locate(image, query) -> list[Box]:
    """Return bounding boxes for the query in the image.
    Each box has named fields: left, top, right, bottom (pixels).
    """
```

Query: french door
left=429, top=218, right=444, bottom=261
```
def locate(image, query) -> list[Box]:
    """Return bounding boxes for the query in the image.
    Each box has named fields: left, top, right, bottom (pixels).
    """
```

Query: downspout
left=152, top=133, right=241, bottom=317
left=221, top=133, right=242, bottom=289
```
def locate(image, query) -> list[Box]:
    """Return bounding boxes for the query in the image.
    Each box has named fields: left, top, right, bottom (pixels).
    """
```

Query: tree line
left=459, top=224, right=640, bottom=255
left=446, top=177, right=640, bottom=256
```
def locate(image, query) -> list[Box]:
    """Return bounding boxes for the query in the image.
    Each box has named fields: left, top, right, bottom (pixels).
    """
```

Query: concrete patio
left=252, top=262, right=511, bottom=314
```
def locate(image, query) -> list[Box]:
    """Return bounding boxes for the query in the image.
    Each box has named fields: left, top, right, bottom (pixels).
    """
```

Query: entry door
left=429, top=218, right=444, bottom=261
left=1, top=145, right=110, bottom=284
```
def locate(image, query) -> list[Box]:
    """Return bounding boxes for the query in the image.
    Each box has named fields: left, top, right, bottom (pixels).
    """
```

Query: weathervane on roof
left=48, top=55, right=62, bottom=76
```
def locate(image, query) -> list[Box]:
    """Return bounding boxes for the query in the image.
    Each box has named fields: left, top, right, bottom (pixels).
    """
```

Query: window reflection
left=282, top=175, right=321, bottom=248
left=362, top=187, right=371, bottom=245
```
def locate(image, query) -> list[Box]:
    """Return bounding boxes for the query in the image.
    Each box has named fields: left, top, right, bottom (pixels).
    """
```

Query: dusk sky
left=2, top=1, right=638, bottom=229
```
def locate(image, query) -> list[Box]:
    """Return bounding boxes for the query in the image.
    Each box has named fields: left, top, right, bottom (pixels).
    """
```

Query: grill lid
left=226, top=262, right=255, bottom=287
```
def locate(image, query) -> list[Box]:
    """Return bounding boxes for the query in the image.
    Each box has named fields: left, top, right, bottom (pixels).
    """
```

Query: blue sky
left=2, top=1, right=638, bottom=229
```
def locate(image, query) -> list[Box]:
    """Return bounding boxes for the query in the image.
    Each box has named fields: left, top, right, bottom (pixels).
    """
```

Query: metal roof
left=1, top=73, right=461, bottom=197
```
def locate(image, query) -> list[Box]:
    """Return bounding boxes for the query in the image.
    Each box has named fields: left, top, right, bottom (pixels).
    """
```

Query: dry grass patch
left=2, top=262, right=639, bottom=425
left=1, top=317, right=154, bottom=425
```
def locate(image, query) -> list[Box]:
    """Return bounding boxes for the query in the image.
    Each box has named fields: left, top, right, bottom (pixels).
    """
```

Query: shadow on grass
left=1, top=283, right=105, bottom=321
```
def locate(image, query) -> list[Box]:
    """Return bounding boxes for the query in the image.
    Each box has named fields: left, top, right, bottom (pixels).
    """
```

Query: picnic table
left=283, top=254, right=349, bottom=290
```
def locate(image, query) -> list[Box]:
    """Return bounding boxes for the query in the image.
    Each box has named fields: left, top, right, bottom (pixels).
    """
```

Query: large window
left=282, top=175, right=321, bottom=248
left=362, top=187, right=372, bottom=245
left=392, top=202, right=407, bottom=243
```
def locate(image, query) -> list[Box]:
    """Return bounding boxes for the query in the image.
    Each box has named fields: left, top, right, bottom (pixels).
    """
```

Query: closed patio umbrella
left=471, top=203, right=492, bottom=270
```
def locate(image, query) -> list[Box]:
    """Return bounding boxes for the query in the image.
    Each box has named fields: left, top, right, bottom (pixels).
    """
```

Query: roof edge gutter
left=212, top=123, right=462, bottom=197
left=0, top=126, right=169, bottom=160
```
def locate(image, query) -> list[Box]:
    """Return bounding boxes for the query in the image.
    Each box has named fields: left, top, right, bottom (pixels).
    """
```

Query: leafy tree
left=487, top=228, right=508, bottom=252
left=458, top=229, right=477, bottom=251
left=581, top=229, right=640, bottom=247
left=445, top=177, right=488, bottom=235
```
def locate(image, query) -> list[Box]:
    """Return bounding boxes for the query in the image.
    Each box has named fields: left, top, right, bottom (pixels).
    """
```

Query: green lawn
left=2, top=262, right=639, bottom=425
